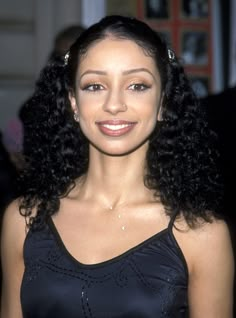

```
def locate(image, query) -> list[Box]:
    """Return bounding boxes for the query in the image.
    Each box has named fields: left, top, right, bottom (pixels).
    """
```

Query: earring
left=157, top=106, right=163, bottom=122
left=74, top=111, right=79, bottom=122
left=167, top=48, right=175, bottom=62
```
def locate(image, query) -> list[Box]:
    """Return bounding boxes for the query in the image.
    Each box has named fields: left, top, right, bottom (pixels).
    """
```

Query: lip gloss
left=96, top=120, right=137, bottom=137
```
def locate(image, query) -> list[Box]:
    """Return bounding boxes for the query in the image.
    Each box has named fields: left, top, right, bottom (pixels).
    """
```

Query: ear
left=69, top=91, right=78, bottom=113
left=157, top=93, right=164, bottom=121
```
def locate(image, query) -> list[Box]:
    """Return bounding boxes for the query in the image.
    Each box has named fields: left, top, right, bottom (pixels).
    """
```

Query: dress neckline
left=47, top=216, right=170, bottom=269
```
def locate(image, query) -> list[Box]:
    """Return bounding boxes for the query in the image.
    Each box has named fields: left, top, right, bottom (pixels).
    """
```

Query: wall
left=0, top=0, right=82, bottom=135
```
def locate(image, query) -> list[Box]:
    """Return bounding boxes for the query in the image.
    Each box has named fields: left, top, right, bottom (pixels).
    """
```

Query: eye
left=128, top=83, right=150, bottom=91
left=82, top=83, right=104, bottom=92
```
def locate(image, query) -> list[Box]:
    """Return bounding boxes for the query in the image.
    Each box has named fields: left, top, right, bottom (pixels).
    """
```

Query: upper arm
left=0, top=200, right=26, bottom=318
left=188, top=220, right=234, bottom=318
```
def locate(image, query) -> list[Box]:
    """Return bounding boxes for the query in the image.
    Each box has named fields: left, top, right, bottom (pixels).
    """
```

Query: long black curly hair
left=19, top=15, right=223, bottom=228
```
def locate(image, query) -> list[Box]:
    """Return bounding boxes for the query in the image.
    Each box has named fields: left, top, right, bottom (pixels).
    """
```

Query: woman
left=1, top=15, right=234, bottom=317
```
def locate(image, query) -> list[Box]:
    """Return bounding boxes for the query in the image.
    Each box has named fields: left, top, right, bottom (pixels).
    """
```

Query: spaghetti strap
left=167, top=212, right=189, bottom=278
left=168, top=211, right=179, bottom=230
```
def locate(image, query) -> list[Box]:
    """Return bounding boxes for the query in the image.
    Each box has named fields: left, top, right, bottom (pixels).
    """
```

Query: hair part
left=67, top=16, right=169, bottom=92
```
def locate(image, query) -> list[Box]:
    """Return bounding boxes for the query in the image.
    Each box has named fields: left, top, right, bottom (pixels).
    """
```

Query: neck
left=75, top=145, right=154, bottom=208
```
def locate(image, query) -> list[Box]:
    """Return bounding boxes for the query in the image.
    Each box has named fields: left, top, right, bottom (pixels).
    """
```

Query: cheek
left=78, top=91, right=106, bottom=105
left=77, top=94, right=98, bottom=118
left=78, top=94, right=106, bottom=120
left=134, top=93, right=160, bottom=120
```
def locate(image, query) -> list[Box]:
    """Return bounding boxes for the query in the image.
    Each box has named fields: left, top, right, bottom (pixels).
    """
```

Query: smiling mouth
left=95, top=120, right=137, bottom=136
left=101, top=124, right=132, bottom=130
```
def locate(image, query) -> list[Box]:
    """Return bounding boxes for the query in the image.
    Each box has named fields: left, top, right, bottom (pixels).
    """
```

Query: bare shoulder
left=174, top=216, right=233, bottom=270
left=2, top=198, right=26, bottom=229
left=174, top=217, right=234, bottom=317
left=201, top=219, right=232, bottom=251
left=193, top=217, right=231, bottom=241
left=1, top=199, right=27, bottom=252
left=188, top=218, right=234, bottom=273
left=2, top=199, right=24, bottom=221
left=174, top=216, right=232, bottom=255
left=1, top=200, right=27, bottom=317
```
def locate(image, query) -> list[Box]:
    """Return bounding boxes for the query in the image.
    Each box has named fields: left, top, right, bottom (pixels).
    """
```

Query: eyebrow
left=80, top=70, right=107, bottom=79
left=80, top=68, right=156, bottom=80
left=122, top=68, right=155, bottom=79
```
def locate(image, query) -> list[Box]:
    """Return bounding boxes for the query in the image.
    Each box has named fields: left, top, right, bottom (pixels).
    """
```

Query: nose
left=102, top=91, right=127, bottom=115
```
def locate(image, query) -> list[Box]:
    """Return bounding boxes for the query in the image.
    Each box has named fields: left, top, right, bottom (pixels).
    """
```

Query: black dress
left=21, top=215, right=189, bottom=317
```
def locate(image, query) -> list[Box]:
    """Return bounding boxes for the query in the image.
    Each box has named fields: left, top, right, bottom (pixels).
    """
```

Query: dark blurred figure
left=201, top=85, right=236, bottom=314
left=49, top=24, right=85, bottom=60
left=19, top=24, right=85, bottom=153
left=1, top=115, right=24, bottom=171
left=201, top=86, right=236, bottom=224
left=2, top=26, right=86, bottom=166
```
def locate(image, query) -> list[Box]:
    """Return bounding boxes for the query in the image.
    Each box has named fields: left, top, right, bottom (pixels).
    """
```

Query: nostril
left=103, top=100, right=127, bottom=112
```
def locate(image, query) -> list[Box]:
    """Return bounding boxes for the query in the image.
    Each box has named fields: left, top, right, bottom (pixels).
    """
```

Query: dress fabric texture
left=20, top=215, right=189, bottom=317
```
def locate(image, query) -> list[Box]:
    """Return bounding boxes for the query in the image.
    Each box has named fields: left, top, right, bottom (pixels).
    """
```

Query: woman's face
left=70, top=37, right=162, bottom=156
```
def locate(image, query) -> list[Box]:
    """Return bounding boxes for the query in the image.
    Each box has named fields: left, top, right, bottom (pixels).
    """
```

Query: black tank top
left=20, top=215, right=189, bottom=317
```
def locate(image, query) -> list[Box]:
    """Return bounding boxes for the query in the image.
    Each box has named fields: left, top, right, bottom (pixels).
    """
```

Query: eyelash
left=81, top=83, right=151, bottom=92
left=128, top=83, right=150, bottom=91
left=82, top=83, right=104, bottom=92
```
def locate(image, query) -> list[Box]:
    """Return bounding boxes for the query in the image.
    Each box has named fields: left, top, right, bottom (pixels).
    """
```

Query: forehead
left=78, top=37, right=158, bottom=72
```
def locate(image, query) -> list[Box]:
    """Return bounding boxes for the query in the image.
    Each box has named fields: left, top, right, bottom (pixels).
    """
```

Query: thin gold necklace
left=108, top=205, right=126, bottom=231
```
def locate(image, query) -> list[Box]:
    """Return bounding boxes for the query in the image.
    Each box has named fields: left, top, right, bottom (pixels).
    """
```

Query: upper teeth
left=102, top=124, right=130, bottom=130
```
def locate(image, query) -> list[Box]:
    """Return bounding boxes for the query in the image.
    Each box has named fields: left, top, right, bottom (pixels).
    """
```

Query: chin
left=90, top=141, right=149, bottom=157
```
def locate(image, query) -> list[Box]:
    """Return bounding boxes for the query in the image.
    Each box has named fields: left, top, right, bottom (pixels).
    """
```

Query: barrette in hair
left=64, top=51, right=70, bottom=66
left=167, top=49, right=175, bottom=62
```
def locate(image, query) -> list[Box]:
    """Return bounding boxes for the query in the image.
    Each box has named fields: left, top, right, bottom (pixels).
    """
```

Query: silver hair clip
left=64, top=51, right=70, bottom=66
left=167, top=49, right=175, bottom=62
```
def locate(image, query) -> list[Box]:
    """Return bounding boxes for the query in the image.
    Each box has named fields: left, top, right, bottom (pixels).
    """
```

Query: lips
left=95, top=120, right=137, bottom=137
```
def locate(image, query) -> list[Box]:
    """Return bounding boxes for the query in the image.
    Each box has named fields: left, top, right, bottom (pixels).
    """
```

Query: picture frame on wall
left=189, top=75, right=209, bottom=97
left=145, top=0, right=170, bottom=20
left=181, top=0, right=209, bottom=19
left=180, top=30, right=208, bottom=66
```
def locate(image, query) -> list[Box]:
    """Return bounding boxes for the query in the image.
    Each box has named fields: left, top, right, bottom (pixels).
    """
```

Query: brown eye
left=128, top=83, right=150, bottom=91
left=83, top=84, right=104, bottom=91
